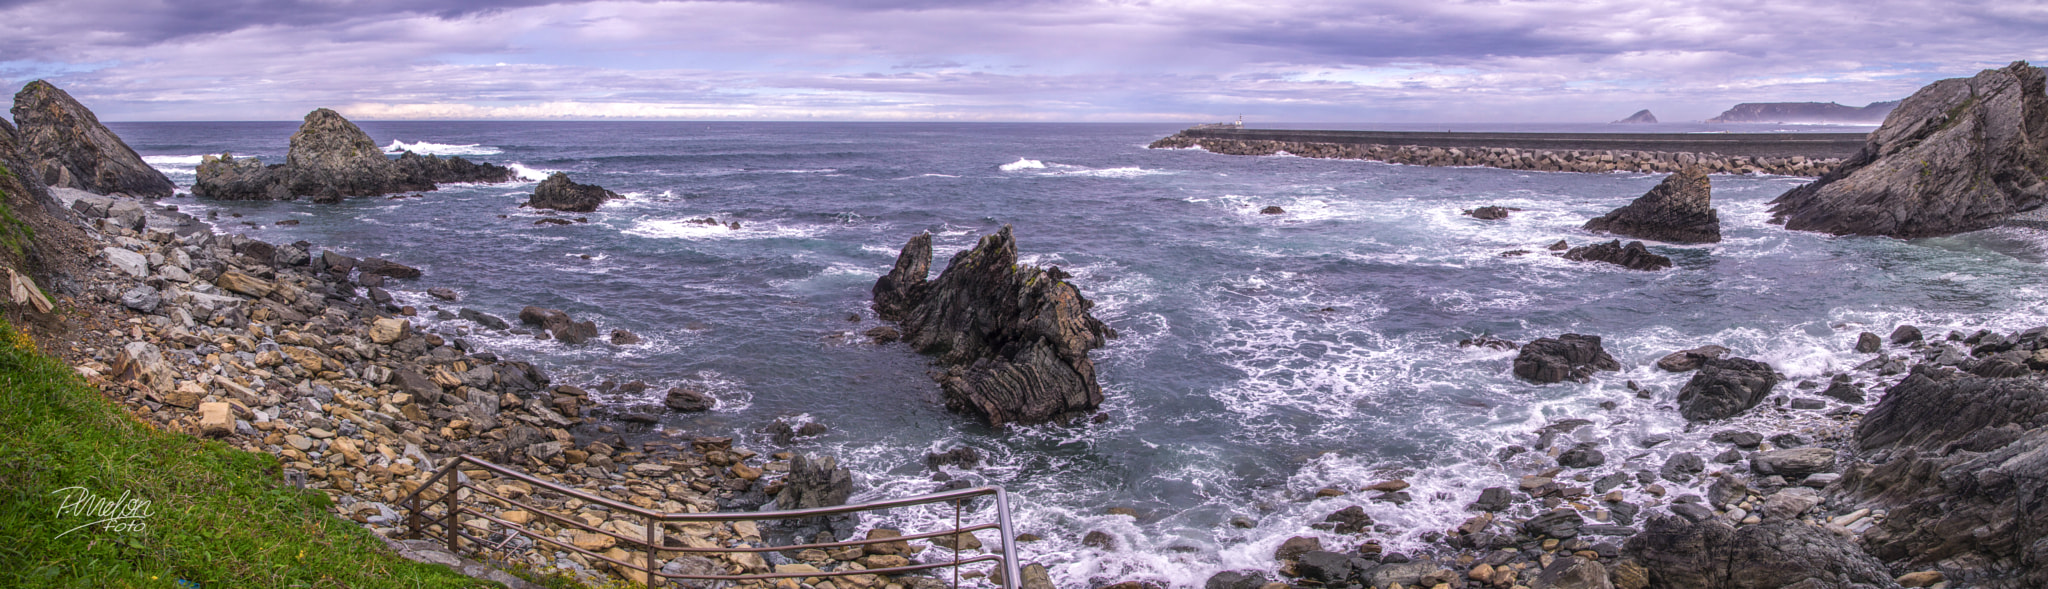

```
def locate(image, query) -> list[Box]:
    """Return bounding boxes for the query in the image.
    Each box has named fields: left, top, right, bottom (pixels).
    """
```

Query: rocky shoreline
left=1147, top=134, right=1840, bottom=176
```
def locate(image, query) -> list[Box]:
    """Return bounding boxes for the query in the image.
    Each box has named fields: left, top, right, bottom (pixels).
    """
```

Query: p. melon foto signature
left=51, top=486, right=153, bottom=538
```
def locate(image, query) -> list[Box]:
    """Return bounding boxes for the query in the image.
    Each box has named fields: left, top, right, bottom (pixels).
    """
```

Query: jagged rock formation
left=0, top=114, right=92, bottom=295
left=1829, top=369, right=2048, bottom=587
left=1769, top=62, right=2048, bottom=237
left=1612, top=109, right=1658, bottom=124
left=194, top=108, right=513, bottom=203
left=1676, top=357, right=1780, bottom=421
left=1563, top=240, right=1672, bottom=271
left=524, top=172, right=617, bottom=212
left=1584, top=168, right=1720, bottom=243
left=1513, top=334, right=1621, bottom=384
left=1708, top=100, right=1900, bottom=123
left=9, top=81, right=174, bottom=198
left=1623, top=515, right=1899, bottom=588
left=871, top=226, right=1115, bottom=426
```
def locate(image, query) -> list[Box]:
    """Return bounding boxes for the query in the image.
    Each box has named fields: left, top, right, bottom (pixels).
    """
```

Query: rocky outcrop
left=1769, top=62, right=2048, bottom=237
left=1708, top=100, right=1899, bottom=124
left=1513, top=334, right=1621, bottom=384
left=1676, top=357, right=1779, bottom=421
left=871, top=226, right=1115, bottom=426
left=1612, top=110, right=1658, bottom=124
left=194, top=108, right=513, bottom=202
left=1584, top=168, right=1720, bottom=243
left=1563, top=240, right=1672, bottom=271
left=525, top=172, right=617, bottom=212
left=518, top=306, right=599, bottom=344
left=1623, top=515, right=1899, bottom=589
left=0, top=112, right=92, bottom=292
left=9, top=81, right=175, bottom=198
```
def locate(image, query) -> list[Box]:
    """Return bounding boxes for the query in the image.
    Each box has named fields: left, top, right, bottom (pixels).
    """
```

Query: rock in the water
left=1855, top=331, right=1883, bottom=353
left=1676, top=357, right=1780, bottom=421
left=1559, top=443, right=1607, bottom=468
left=427, top=287, right=459, bottom=301
left=1655, top=345, right=1729, bottom=372
left=1469, top=487, right=1513, bottom=512
left=609, top=329, right=642, bottom=345
left=11, top=80, right=174, bottom=198
left=1524, top=508, right=1585, bottom=539
left=517, top=306, right=598, bottom=344
left=194, top=108, right=512, bottom=202
left=1563, top=240, right=1672, bottom=271
left=1820, top=375, right=1866, bottom=404
left=1294, top=551, right=1353, bottom=584
left=1204, top=570, right=1270, bottom=589
left=925, top=447, right=982, bottom=470
left=1273, top=536, right=1321, bottom=561
left=1259, top=206, right=1284, bottom=215
left=1769, top=61, right=2048, bottom=237
left=1513, top=333, right=1622, bottom=384
left=1583, top=168, right=1720, bottom=243
left=1464, top=206, right=1512, bottom=220
left=869, top=227, right=1114, bottom=426
left=1613, top=109, right=1659, bottom=124
left=1323, top=505, right=1373, bottom=534
left=458, top=308, right=509, bottom=330
left=525, top=172, right=618, bottom=212
left=357, top=257, right=421, bottom=279
left=1891, top=324, right=1924, bottom=344
left=663, top=388, right=716, bottom=412
left=1660, top=453, right=1706, bottom=483
left=776, top=454, right=853, bottom=510
left=1623, top=515, right=1896, bottom=589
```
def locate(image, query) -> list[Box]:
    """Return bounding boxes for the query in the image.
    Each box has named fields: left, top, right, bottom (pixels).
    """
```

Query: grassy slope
left=0, top=319, right=502, bottom=588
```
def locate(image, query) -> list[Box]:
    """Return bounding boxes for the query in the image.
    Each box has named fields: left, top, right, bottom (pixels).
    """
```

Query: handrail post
left=645, top=512, right=660, bottom=587
left=445, top=459, right=461, bottom=554
left=995, top=488, right=1021, bottom=589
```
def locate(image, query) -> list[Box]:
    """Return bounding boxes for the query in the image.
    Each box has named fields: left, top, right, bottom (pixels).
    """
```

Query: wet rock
left=1676, top=357, right=1780, bottom=421
left=1559, top=443, right=1607, bottom=468
left=1464, top=206, right=1512, bottom=220
left=1514, top=333, right=1622, bottom=384
left=1459, top=334, right=1517, bottom=350
left=1668, top=502, right=1713, bottom=523
left=1529, top=556, right=1611, bottom=589
left=1820, top=375, right=1866, bottom=404
left=870, top=227, right=1114, bottom=426
left=1548, top=239, right=1570, bottom=251
left=1203, top=570, right=1269, bottom=589
left=1710, top=430, right=1764, bottom=448
left=1891, top=324, right=1924, bottom=344
left=609, top=329, right=641, bottom=345
left=1660, top=453, right=1705, bottom=483
left=357, top=257, right=421, bottom=279
left=1583, top=167, right=1720, bottom=243
left=1761, top=487, right=1822, bottom=520
left=663, top=387, right=716, bottom=412
left=1273, top=536, right=1321, bottom=561
left=427, top=287, right=458, bottom=301
left=525, top=172, right=619, bottom=212
left=517, top=306, right=598, bottom=344
left=194, top=108, right=512, bottom=202
left=1259, top=206, right=1284, bottom=215
left=11, top=80, right=175, bottom=197
left=1294, top=551, right=1353, bottom=583
left=1524, top=508, right=1585, bottom=539
left=1469, top=487, right=1513, bottom=512
left=458, top=308, right=509, bottom=330
left=1750, top=448, right=1836, bottom=478
left=925, top=447, right=982, bottom=470
left=1361, top=562, right=1437, bottom=588
left=1082, top=531, right=1115, bottom=550
left=1655, top=345, right=1729, bottom=372
left=1855, top=331, right=1883, bottom=353
left=776, top=454, right=853, bottom=511
left=1623, top=515, right=1895, bottom=589
left=1770, top=61, right=2048, bottom=237
left=1563, top=240, right=1672, bottom=271
left=1324, top=505, right=1373, bottom=534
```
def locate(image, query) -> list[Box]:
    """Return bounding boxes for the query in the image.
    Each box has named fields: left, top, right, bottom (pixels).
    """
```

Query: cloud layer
left=2, top=0, right=2042, bottom=122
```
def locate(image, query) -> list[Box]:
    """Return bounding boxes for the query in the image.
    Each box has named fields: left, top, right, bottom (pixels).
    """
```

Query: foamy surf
left=1000, top=157, right=1046, bottom=171
left=383, top=140, right=503, bottom=156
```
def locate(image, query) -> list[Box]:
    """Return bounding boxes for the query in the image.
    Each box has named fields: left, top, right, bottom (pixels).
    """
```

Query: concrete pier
left=1151, top=127, right=1870, bottom=176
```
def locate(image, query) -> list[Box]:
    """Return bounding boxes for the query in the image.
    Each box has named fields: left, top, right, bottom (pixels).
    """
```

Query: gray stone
left=101, top=246, right=147, bottom=278
left=1677, top=357, right=1780, bottom=421
left=1750, top=448, right=1836, bottom=478
left=11, top=81, right=175, bottom=198
left=1583, top=167, right=1719, bottom=243
left=119, top=285, right=160, bottom=313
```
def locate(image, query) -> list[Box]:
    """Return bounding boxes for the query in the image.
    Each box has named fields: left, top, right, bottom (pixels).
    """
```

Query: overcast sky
left=1, top=0, right=2042, bottom=122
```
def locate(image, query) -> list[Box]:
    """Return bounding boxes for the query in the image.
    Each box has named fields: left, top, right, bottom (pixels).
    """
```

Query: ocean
left=112, top=120, right=2048, bottom=587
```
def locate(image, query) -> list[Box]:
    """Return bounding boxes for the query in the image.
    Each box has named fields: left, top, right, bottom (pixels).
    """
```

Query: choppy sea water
left=116, top=121, right=2048, bottom=587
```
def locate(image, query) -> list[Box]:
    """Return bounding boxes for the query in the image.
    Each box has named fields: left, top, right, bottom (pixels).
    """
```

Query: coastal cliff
left=194, top=108, right=514, bottom=202
left=1708, top=100, right=1900, bottom=123
left=10, top=80, right=176, bottom=199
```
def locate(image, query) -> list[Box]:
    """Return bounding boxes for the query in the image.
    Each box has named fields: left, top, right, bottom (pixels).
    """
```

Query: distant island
left=1611, top=109, right=1658, bottom=124
left=1707, top=100, right=1900, bottom=123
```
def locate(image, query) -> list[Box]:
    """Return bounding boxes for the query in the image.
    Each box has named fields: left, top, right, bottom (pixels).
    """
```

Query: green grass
left=0, top=319, right=505, bottom=588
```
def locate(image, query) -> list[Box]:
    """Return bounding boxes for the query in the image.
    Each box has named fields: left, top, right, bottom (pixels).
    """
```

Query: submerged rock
left=1676, top=357, right=1780, bottom=421
left=1583, top=167, right=1720, bottom=243
left=1656, top=344, right=1730, bottom=372
left=1464, top=206, right=1512, bottom=220
left=870, top=226, right=1115, bottom=426
left=525, top=172, right=618, bottom=212
left=1770, top=61, right=2048, bottom=237
left=1513, top=333, right=1622, bottom=384
left=1563, top=240, right=1672, bottom=271
left=194, top=108, right=512, bottom=202
left=10, top=80, right=175, bottom=198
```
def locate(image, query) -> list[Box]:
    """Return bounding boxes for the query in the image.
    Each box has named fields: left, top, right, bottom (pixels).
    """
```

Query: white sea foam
left=624, top=218, right=820, bottom=241
left=383, top=140, right=502, bottom=156
left=506, top=163, right=554, bottom=182
left=999, top=157, right=1046, bottom=171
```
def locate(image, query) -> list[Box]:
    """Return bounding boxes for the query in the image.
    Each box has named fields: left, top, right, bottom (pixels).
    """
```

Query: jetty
left=1150, top=127, right=1870, bottom=175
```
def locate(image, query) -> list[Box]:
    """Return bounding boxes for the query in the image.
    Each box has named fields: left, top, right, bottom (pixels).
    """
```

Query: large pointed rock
left=0, top=107, right=92, bottom=287
left=10, top=80, right=175, bottom=198
left=1769, top=61, right=2048, bottom=237
left=1584, top=168, right=1720, bottom=243
left=871, top=226, right=1115, bottom=426
left=525, top=172, right=617, bottom=212
left=194, top=108, right=513, bottom=202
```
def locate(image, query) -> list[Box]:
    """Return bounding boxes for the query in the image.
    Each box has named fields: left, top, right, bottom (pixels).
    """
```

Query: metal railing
left=399, top=454, right=1021, bottom=588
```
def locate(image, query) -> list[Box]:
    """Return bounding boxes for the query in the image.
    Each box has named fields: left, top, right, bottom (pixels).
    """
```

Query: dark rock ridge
left=0, top=111, right=92, bottom=290
left=1513, top=334, right=1621, bottom=384
left=1769, top=62, right=2048, bottom=237
left=194, top=108, right=513, bottom=203
left=1612, top=109, right=1658, bottom=124
left=10, top=80, right=174, bottom=198
left=1707, top=100, right=1900, bottom=123
left=1676, top=357, right=1779, bottom=421
left=870, top=226, right=1115, bottom=426
left=524, top=172, right=618, bottom=212
left=1563, top=240, right=1672, bottom=271
left=1623, top=515, right=1898, bottom=588
left=1583, top=167, right=1720, bottom=243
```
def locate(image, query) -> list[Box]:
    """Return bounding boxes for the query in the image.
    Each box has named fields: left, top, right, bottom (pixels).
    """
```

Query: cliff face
left=1707, top=100, right=1900, bottom=123
left=195, top=108, right=514, bottom=203
left=9, top=81, right=175, bottom=198
left=1768, top=61, right=2048, bottom=238
left=0, top=115, right=93, bottom=297
left=872, top=226, right=1114, bottom=426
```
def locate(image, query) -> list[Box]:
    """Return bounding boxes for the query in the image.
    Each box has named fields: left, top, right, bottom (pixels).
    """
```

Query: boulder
left=1563, top=240, right=1672, bottom=271
left=10, top=80, right=175, bottom=198
left=357, top=257, right=421, bottom=279
left=663, top=388, right=716, bottom=412
left=775, top=454, right=853, bottom=510
left=101, top=246, right=147, bottom=278
left=1855, top=332, right=1883, bottom=353
left=119, top=285, right=160, bottom=313
left=869, top=227, right=1114, bottom=426
left=1559, top=443, right=1606, bottom=468
left=1770, top=61, right=2048, bottom=237
left=1583, top=167, right=1720, bottom=243
left=1623, top=515, right=1895, bottom=589
left=1294, top=551, right=1353, bottom=584
left=1203, top=570, right=1270, bottom=589
left=525, top=172, right=618, bottom=212
left=1528, top=557, right=1611, bottom=589
left=369, top=317, right=410, bottom=345
left=1513, top=333, right=1622, bottom=384
left=1524, top=508, right=1585, bottom=539
left=1891, top=324, right=1924, bottom=344
left=458, top=308, right=510, bottom=330
left=194, top=108, right=512, bottom=202
left=1465, top=206, right=1512, bottom=220
left=1676, top=357, right=1779, bottom=421
left=1273, top=536, right=1321, bottom=561
left=197, top=402, right=234, bottom=437
left=1656, top=345, right=1729, bottom=372
left=1750, top=448, right=1836, bottom=478
left=517, top=306, right=598, bottom=344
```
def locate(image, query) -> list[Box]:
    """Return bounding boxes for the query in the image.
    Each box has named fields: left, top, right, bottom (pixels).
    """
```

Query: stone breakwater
left=1149, top=133, right=1844, bottom=176
left=33, top=193, right=1032, bottom=589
